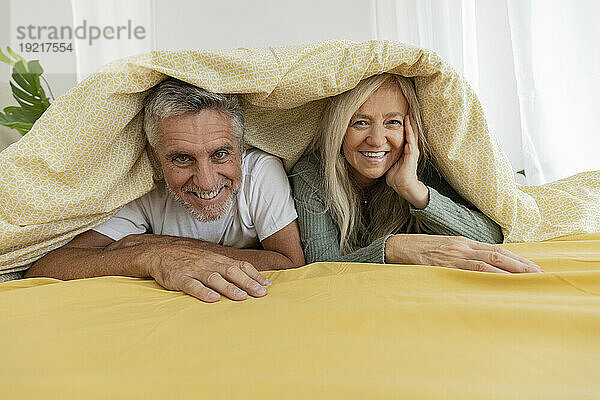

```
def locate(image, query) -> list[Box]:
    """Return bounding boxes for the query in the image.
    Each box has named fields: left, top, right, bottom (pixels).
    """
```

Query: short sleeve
left=92, top=198, right=150, bottom=241
left=246, top=153, right=298, bottom=242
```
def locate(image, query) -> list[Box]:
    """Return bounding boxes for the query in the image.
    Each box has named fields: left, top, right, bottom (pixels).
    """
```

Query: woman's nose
left=365, top=126, right=387, bottom=147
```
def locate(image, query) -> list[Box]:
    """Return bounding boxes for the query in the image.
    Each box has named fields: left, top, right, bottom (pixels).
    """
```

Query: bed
left=2, top=233, right=599, bottom=399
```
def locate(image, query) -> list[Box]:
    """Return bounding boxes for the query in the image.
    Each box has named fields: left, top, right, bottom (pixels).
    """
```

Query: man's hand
left=141, top=242, right=271, bottom=302
left=386, top=234, right=544, bottom=273
left=26, top=231, right=273, bottom=303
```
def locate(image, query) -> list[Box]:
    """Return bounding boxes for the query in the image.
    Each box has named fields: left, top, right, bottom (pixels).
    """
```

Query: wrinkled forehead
left=156, top=110, right=238, bottom=152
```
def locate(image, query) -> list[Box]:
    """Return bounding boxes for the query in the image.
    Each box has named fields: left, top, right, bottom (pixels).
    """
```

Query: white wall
left=154, top=0, right=376, bottom=50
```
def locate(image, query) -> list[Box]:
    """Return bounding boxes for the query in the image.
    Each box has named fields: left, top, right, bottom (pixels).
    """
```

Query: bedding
left=1, top=40, right=599, bottom=277
left=2, top=233, right=599, bottom=399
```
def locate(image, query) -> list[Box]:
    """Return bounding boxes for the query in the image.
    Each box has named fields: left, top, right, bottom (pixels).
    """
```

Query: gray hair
left=142, top=77, right=244, bottom=148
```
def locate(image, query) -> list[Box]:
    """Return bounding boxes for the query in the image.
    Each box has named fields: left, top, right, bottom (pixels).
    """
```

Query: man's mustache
left=181, top=181, right=231, bottom=196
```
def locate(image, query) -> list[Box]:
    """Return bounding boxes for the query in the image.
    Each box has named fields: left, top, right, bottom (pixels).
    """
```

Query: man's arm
left=25, top=230, right=273, bottom=302
left=185, top=219, right=305, bottom=270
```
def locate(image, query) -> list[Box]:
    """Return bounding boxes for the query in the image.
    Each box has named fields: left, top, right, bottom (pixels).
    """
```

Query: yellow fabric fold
left=2, top=234, right=599, bottom=399
left=1, top=40, right=599, bottom=273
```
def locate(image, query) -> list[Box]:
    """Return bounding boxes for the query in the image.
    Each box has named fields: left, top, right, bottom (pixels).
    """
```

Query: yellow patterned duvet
left=2, top=234, right=599, bottom=399
left=0, top=40, right=599, bottom=275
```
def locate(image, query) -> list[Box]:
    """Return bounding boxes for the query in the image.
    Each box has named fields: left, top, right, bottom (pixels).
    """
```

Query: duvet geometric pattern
left=0, top=40, right=598, bottom=275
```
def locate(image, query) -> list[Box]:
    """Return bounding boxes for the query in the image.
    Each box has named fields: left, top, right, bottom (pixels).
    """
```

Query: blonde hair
left=313, top=74, right=431, bottom=255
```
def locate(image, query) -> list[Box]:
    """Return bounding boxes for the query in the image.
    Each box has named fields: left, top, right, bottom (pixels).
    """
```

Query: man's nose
left=192, top=161, right=219, bottom=190
left=365, top=125, right=387, bottom=147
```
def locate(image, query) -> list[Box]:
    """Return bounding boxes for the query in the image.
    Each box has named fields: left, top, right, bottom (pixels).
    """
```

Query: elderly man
left=25, top=78, right=305, bottom=302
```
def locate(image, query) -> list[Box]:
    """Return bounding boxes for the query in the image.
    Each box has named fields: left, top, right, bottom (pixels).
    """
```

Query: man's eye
left=214, top=151, right=229, bottom=159
left=173, top=155, right=191, bottom=163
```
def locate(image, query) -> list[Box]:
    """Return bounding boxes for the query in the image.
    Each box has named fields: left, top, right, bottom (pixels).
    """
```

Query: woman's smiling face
left=342, top=80, right=409, bottom=188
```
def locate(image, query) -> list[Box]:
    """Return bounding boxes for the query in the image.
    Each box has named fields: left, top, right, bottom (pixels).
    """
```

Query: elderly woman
left=291, top=74, right=542, bottom=273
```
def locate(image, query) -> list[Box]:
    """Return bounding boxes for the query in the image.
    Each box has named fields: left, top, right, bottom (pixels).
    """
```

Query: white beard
left=165, top=181, right=240, bottom=222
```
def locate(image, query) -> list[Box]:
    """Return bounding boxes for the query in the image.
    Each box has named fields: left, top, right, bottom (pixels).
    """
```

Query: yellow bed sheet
left=2, top=234, right=599, bottom=399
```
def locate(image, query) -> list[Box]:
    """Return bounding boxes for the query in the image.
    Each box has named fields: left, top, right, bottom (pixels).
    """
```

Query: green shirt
left=290, top=153, right=504, bottom=264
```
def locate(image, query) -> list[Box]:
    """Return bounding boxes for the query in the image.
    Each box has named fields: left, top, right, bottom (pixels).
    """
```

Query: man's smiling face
left=153, top=109, right=242, bottom=222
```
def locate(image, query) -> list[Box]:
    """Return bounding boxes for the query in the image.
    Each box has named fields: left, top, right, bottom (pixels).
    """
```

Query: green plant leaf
left=13, top=100, right=46, bottom=118
left=14, top=61, right=42, bottom=93
left=0, top=48, right=14, bottom=66
left=7, top=46, right=26, bottom=63
left=14, top=95, right=36, bottom=109
left=13, top=60, right=29, bottom=74
left=2, top=106, right=30, bottom=121
left=2, top=105, right=37, bottom=121
left=0, top=120, right=33, bottom=134
left=12, top=61, right=48, bottom=101
left=2, top=105, right=27, bottom=116
left=14, top=61, right=39, bottom=89
left=0, top=50, right=52, bottom=135
left=0, top=105, right=36, bottom=134
left=11, top=70, right=36, bottom=93
left=516, top=169, right=526, bottom=177
left=28, top=60, right=44, bottom=76
left=10, top=82, right=41, bottom=105
left=13, top=90, right=48, bottom=112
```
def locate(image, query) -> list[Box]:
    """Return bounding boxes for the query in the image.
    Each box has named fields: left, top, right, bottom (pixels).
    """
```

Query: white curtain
left=506, top=0, right=600, bottom=184
left=374, top=0, right=600, bottom=184
left=70, top=0, right=156, bottom=82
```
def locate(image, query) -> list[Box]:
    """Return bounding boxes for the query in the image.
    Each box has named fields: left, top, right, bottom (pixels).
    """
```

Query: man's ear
left=151, top=148, right=161, bottom=166
left=147, top=145, right=164, bottom=182
left=239, top=141, right=246, bottom=164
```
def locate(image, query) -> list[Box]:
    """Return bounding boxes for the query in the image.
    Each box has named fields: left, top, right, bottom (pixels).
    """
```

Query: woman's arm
left=409, top=181, right=504, bottom=244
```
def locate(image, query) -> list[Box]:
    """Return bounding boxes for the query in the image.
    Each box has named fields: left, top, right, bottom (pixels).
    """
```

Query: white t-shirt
left=93, top=148, right=297, bottom=249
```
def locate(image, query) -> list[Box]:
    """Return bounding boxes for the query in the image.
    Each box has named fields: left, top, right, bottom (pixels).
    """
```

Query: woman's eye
left=387, top=119, right=403, bottom=126
left=352, top=120, right=368, bottom=127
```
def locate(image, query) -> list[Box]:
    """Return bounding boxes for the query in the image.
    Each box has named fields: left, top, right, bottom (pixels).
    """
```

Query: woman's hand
left=385, top=114, right=429, bottom=209
left=385, top=234, right=544, bottom=273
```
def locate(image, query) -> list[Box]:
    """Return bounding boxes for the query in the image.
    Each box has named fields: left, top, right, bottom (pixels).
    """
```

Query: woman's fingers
left=472, top=247, right=541, bottom=273
left=456, top=260, right=510, bottom=274
left=404, top=114, right=418, bottom=146
left=493, top=245, right=544, bottom=272
left=461, top=239, right=543, bottom=274
left=504, top=248, right=544, bottom=271
left=393, top=234, right=544, bottom=274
